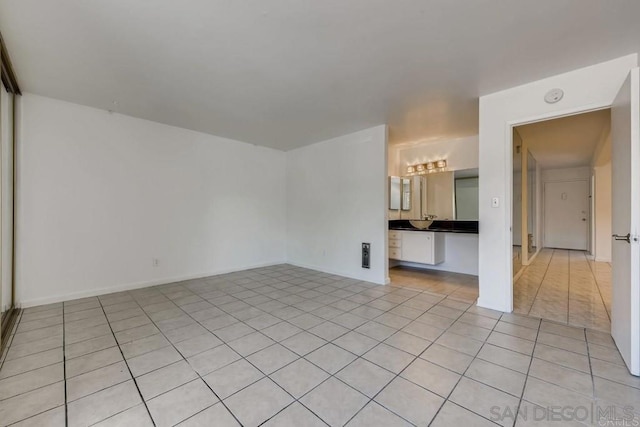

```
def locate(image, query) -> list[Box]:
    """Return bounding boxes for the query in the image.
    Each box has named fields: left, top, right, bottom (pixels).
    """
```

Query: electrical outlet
left=152, top=258, right=159, bottom=267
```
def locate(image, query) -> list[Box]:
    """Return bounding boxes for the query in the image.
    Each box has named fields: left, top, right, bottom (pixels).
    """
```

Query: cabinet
left=388, top=230, right=445, bottom=265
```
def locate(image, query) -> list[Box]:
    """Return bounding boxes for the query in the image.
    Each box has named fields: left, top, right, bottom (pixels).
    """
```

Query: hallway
left=514, top=249, right=611, bottom=332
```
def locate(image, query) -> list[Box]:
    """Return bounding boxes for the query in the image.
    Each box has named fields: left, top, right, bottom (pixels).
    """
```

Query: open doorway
left=511, top=109, right=612, bottom=331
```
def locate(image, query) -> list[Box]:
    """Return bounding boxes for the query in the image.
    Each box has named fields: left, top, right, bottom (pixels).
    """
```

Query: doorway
left=511, top=109, right=612, bottom=332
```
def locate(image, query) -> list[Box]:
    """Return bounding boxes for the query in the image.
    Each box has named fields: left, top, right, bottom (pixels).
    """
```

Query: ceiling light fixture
left=544, top=88, right=564, bottom=104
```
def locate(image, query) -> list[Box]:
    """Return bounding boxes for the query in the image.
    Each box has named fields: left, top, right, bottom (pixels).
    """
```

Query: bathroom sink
left=408, top=220, right=433, bottom=230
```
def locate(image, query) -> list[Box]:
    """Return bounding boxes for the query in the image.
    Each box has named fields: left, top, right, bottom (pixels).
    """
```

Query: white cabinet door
left=401, top=232, right=434, bottom=264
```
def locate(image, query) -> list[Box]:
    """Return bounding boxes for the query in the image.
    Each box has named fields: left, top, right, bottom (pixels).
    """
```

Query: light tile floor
left=514, top=249, right=611, bottom=332
left=388, top=267, right=479, bottom=303
left=0, top=264, right=638, bottom=426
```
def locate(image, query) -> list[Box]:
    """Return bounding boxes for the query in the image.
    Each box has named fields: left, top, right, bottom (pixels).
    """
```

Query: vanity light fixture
left=406, top=159, right=448, bottom=175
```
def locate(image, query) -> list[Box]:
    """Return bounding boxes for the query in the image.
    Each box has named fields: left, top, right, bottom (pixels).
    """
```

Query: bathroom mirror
left=389, top=176, right=412, bottom=211
left=454, top=169, right=479, bottom=220
left=401, top=178, right=411, bottom=210
left=389, top=176, right=401, bottom=210
left=390, top=169, right=479, bottom=220
left=424, top=171, right=455, bottom=219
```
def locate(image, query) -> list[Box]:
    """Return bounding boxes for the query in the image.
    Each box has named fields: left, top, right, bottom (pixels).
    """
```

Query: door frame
left=542, top=178, right=590, bottom=250
left=505, top=104, right=611, bottom=312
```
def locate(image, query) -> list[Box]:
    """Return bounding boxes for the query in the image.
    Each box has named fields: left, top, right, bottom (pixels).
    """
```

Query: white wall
left=478, top=54, right=637, bottom=312
left=286, top=125, right=388, bottom=284
left=541, top=166, right=591, bottom=182
left=16, top=94, right=287, bottom=307
left=394, top=135, right=478, bottom=176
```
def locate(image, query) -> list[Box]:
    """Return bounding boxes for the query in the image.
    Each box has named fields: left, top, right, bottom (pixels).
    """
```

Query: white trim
left=19, top=261, right=284, bottom=308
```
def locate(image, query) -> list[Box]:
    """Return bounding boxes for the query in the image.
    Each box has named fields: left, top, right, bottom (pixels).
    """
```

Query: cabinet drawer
left=389, top=238, right=401, bottom=248
left=389, top=248, right=401, bottom=259
left=389, top=231, right=401, bottom=240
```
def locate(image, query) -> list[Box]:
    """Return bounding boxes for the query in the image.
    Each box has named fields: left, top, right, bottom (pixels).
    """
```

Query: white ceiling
left=516, top=109, right=611, bottom=169
left=1, top=1, right=639, bottom=151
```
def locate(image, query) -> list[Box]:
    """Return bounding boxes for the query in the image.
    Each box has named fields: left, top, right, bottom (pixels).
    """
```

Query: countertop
left=389, top=220, right=478, bottom=234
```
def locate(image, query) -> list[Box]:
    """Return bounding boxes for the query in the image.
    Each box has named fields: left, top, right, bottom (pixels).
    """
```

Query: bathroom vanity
left=388, top=168, right=479, bottom=275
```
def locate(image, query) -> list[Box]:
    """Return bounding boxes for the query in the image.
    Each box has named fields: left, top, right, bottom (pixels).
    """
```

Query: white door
left=611, top=68, right=640, bottom=376
left=544, top=180, right=589, bottom=250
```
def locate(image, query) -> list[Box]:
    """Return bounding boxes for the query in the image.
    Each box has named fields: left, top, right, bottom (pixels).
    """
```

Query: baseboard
left=476, top=298, right=509, bottom=313
left=285, top=261, right=387, bottom=286
left=595, top=256, right=612, bottom=263
left=19, top=260, right=285, bottom=308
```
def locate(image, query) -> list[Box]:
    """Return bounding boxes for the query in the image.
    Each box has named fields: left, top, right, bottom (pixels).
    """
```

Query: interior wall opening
left=511, top=109, right=612, bottom=332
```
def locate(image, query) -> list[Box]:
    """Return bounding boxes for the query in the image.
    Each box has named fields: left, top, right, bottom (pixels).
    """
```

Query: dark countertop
left=389, top=220, right=478, bottom=234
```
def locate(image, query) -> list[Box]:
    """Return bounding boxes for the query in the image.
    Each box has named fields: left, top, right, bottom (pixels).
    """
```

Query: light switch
left=491, top=197, right=500, bottom=208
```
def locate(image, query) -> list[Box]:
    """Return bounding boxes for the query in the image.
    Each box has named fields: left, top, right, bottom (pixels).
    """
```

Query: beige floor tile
left=225, top=378, right=294, bottom=426
left=93, top=404, right=154, bottom=427
left=300, top=377, right=368, bottom=427
left=336, top=357, right=395, bottom=398
left=0, top=381, right=65, bottom=426
left=465, top=358, right=527, bottom=397
left=67, top=361, right=131, bottom=401
left=147, top=379, right=218, bottom=427
left=431, top=400, right=499, bottom=427
left=0, top=362, right=63, bottom=400
left=187, top=344, right=240, bottom=376
left=346, top=401, right=413, bottom=427
left=375, top=376, right=444, bottom=426
left=67, top=380, right=141, bottom=427
left=9, top=406, right=66, bottom=427
left=528, top=358, right=593, bottom=397
left=0, top=348, right=63, bottom=379
left=450, top=377, right=520, bottom=427
left=271, top=358, right=329, bottom=398
left=420, top=343, right=474, bottom=374
left=137, top=360, right=199, bottom=400
left=177, top=402, right=240, bottom=427
left=306, top=343, right=357, bottom=374
left=203, top=359, right=264, bottom=399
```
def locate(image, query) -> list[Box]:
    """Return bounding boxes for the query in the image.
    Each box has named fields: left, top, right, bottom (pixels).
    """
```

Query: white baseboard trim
left=18, top=261, right=285, bottom=308
left=595, top=256, right=612, bottom=263
left=285, top=261, right=387, bottom=286
left=476, top=298, right=509, bottom=313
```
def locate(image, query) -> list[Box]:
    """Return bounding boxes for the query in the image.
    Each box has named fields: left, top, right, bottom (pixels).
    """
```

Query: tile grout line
left=94, top=297, right=157, bottom=427
left=585, top=251, right=613, bottom=323
left=512, top=315, right=542, bottom=426
left=523, top=248, right=555, bottom=317
left=123, top=295, right=247, bottom=427
left=62, top=301, right=68, bottom=427
left=425, top=307, right=507, bottom=427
